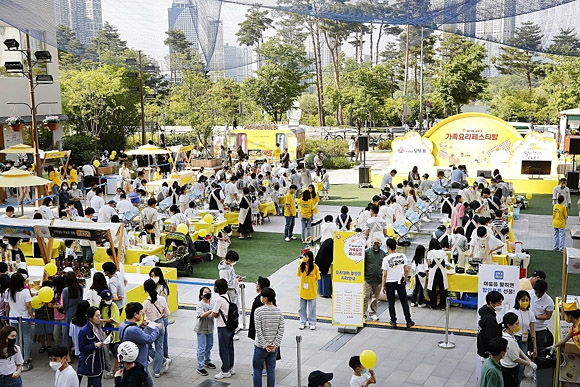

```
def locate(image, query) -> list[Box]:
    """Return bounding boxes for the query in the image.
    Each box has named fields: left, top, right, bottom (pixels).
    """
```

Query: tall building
left=54, top=0, right=102, bottom=46
left=208, top=21, right=224, bottom=75
left=223, top=44, right=252, bottom=83
left=168, top=0, right=199, bottom=52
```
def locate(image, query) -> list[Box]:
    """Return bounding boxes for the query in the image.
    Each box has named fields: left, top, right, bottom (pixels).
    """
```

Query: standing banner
left=332, top=231, right=366, bottom=327
left=477, top=264, right=520, bottom=312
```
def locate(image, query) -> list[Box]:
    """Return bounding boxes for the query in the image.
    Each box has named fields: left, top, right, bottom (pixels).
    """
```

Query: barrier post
left=438, top=298, right=456, bottom=349
left=239, top=283, right=247, bottom=330
left=296, top=335, right=302, bottom=387
left=17, top=317, right=23, bottom=352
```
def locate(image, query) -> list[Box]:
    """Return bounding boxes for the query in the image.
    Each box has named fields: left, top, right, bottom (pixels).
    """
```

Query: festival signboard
left=332, top=231, right=366, bottom=327
left=477, top=264, right=520, bottom=312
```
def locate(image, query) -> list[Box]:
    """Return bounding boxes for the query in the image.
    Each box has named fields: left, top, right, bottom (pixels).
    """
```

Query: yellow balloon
left=38, top=286, right=55, bottom=303
left=203, top=214, right=214, bottom=224
left=198, top=229, right=208, bottom=238
left=93, top=160, right=100, bottom=168
left=109, top=154, right=115, bottom=160
left=112, top=150, right=117, bottom=155
left=168, top=157, right=173, bottom=163
left=31, top=296, right=43, bottom=309
left=360, top=349, right=377, bottom=369
left=191, top=231, right=198, bottom=239
left=44, top=262, right=58, bottom=276
left=525, top=193, right=532, bottom=200
left=262, top=180, right=269, bottom=187
left=386, top=224, right=394, bottom=237
left=176, top=224, right=188, bottom=234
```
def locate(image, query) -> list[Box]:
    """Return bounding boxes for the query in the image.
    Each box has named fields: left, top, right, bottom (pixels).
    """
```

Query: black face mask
left=7, top=338, right=16, bottom=347
left=203, top=293, right=212, bottom=300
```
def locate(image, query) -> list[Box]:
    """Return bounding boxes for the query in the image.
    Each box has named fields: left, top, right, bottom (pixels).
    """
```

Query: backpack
left=219, top=295, right=239, bottom=331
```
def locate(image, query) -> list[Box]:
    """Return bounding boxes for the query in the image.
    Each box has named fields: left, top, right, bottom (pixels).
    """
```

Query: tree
left=434, top=34, right=487, bottom=114
left=494, top=21, right=545, bottom=93
left=86, top=22, right=129, bottom=65
left=548, top=28, right=580, bottom=56
left=55, top=25, right=85, bottom=70
left=164, top=29, right=203, bottom=83
left=236, top=5, right=273, bottom=67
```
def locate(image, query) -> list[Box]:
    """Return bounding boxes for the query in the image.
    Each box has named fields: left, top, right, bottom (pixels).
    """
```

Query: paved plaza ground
left=18, top=151, right=560, bottom=386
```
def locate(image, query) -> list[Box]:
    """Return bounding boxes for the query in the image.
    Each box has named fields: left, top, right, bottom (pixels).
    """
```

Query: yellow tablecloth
left=447, top=272, right=479, bottom=293
left=21, top=240, right=61, bottom=259
left=445, top=252, right=507, bottom=266
left=224, top=212, right=239, bottom=225
left=191, top=219, right=228, bottom=235
left=94, top=244, right=165, bottom=265
left=259, top=201, right=276, bottom=217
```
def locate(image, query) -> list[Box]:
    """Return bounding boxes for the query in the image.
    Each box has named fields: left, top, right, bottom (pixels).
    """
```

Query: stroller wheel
left=186, top=265, right=193, bottom=277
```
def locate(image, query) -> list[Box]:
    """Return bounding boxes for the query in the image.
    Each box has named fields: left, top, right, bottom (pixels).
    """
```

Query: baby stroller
left=193, top=234, right=217, bottom=261
left=123, top=206, right=140, bottom=232
left=158, top=232, right=195, bottom=276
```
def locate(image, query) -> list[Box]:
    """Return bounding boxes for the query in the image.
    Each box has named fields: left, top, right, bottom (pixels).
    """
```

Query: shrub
left=304, top=139, right=347, bottom=159
left=377, top=140, right=392, bottom=150
left=323, top=156, right=354, bottom=169
left=63, top=134, right=97, bottom=166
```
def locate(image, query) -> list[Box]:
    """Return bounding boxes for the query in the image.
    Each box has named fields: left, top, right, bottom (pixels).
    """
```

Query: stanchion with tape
left=17, top=316, right=23, bottom=352
left=296, top=335, right=302, bottom=387
left=438, top=298, right=456, bottom=349
left=239, top=283, right=247, bottom=330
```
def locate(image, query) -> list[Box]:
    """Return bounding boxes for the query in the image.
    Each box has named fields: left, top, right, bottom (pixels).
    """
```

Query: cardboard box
left=565, top=341, right=580, bottom=355
left=566, top=248, right=580, bottom=274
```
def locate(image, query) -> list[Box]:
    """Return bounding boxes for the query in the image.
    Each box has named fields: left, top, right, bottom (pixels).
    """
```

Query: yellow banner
left=42, top=151, right=69, bottom=160
left=332, top=231, right=366, bottom=327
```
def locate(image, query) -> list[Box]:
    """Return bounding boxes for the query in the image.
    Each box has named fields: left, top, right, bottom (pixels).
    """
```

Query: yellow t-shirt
left=553, top=203, right=567, bottom=229
left=284, top=192, right=296, bottom=216
left=298, top=198, right=313, bottom=219
left=310, top=195, right=320, bottom=215
left=49, top=170, right=61, bottom=189
left=68, top=169, right=78, bottom=184
left=297, top=260, right=321, bottom=300
left=273, top=147, right=281, bottom=160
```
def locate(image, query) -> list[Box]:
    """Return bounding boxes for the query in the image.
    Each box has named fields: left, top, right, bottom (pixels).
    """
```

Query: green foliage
left=56, top=25, right=85, bottom=70
left=304, top=139, right=347, bottom=158
left=323, top=156, right=353, bottom=169
left=236, top=5, right=273, bottom=65
left=548, top=28, right=580, bottom=56
left=164, top=132, right=198, bottom=146
left=377, top=140, right=392, bottom=150
left=62, top=135, right=97, bottom=166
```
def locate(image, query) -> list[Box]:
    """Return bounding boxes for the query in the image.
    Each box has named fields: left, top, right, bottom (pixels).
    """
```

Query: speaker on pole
left=358, top=135, right=369, bottom=152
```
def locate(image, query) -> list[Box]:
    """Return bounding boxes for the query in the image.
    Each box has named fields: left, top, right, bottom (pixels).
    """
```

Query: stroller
left=157, top=232, right=195, bottom=276
left=193, top=234, right=217, bottom=261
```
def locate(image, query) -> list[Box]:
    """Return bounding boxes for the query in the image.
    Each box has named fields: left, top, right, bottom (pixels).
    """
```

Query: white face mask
left=494, top=305, right=503, bottom=312
left=104, top=300, right=112, bottom=305
left=49, top=361, right=62, bottom=371
left=152, top=276, right=159, bottom=283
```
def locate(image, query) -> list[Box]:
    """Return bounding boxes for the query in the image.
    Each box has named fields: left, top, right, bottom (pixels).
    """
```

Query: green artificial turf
left=521, top=194, right=579, bottom=217
left=191, top=231, right=302, bottom=283
left=527, top=249, right=580, bottom=297
left=324, top=184, right=376, bottom=207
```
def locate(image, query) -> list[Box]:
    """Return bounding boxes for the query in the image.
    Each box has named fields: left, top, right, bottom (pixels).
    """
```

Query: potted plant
left=42, top=115, right=60, bottom=131
left=5, top=116, right=25, bottom=132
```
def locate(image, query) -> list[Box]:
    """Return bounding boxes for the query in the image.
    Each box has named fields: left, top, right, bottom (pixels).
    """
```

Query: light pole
left=418, top=27, right=425, bottom=132
left=127, top=51, right=156, bottom=144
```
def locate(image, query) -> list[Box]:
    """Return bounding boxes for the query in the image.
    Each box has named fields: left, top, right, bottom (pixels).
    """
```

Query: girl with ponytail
left=297, top=251, right=320, bottom=330
left=142, top=279, right=170, bottom=378
left=500, top=312, right=536, bottom=387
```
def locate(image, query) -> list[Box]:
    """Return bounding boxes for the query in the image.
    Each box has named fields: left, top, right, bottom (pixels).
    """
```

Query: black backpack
left=219, top=296, right=239, bottom=331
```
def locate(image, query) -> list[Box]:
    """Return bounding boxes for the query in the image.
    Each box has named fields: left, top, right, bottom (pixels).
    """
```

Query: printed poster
left=477, top=264, right=520, bottom=311
left=332, top=231, right=366, bottom=327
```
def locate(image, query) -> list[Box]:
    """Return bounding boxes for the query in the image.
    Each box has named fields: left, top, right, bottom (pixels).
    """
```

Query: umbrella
left=0, top=169, right=51, bottom=215
left=0, top=144, right=34, bottom=154
left=125, top=144, right=169, bottom=155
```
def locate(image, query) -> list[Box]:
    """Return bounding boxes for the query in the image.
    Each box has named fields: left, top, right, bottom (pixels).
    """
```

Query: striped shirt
left=254, top=305, right=284, bottom=349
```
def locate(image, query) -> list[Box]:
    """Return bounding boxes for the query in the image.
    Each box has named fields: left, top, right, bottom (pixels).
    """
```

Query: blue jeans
left=284, top=216, right=295, bottom=238
left=146, top=322, right=164, bottom=375
left=143, top=367, right=154, bottom=387
left=301, top=217, right=312, bottom=241
left=299, top=298, right=316, bottom=326
left=10, top=321, right=30, bottom=361
left=163, top=317, right=169, bottom=359
left=553, top=227, right=565, bottom=250
left=217, top=327, right=235, bottom=372
left=86, top=376, right=102, bottom=387
left=252, top=346, right=276, bottom=387
left=0, top=375, right=22, bottom=387
left=197, top=332, right=214, bottom=370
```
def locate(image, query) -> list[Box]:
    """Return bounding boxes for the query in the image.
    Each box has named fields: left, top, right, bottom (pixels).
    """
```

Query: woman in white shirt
left=509, top=291, right=537, bottom=358
left=143, top=279, right=170, bottom=378
left=500, top=312, right=536, bottom=387
left=410, top=245, right=428, bottom=308
left=39, top=197, right=55, bottom=220
left=0, top=326, right=23, bottom=384
left=84, top=272, right=108, bottom=307
left=426, top=239, right=449, bottom=310
left=169, top=205, right=189, bottom=232
left=5, top=273, right=33, bottom=372
left=406, top=188, right=419, bottom=213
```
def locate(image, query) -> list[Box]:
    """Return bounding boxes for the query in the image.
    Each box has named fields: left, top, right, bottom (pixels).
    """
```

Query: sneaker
left=290, top=236, right=297, bottom=240
left=229, top=368, right=236, bottom=375
left=285, top=237, right=290, bottom=242
left=233, top=334, right=240, bottom=341
left=22, top=361, right=33, bottom=372
left=418, top=304, right=427, bottom=308
left=197, top=369, right=209, bottom=376
left=163, top=358, right=172, bottom=373
left=390, top=321, right=397, bottom=328
left=411, top=303, right=418, bottom=307
left=205, top=362, right=216, bottom=369
left=148, top=356, right=153, bottom=364
left=154, top=373, right=161, bottom=378
left=215, top=371, right=231, bottom=379
left=262, top=369, right=267, bottom=376
left=309, top=325, right=316, bottom=330
left=407, top=321, right=416, bottom=328
left=298, top=324, right=305, bottom=330
left=368, top=315, right=379, bottom=321
left=103, top=371, right=115, bottom=379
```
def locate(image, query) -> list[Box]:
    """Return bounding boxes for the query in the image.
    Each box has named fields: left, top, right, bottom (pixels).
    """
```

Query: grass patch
left=325, top=184, right=375, bottom=207
left=522, top=194, right=579, bottom=217
left=527, top=249, right=579, bottom=296
left=191, top=232, right=301, bottom=283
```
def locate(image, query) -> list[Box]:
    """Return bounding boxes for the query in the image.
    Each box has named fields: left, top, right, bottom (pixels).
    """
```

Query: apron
left=338, top=215, right=349, bottom=231
left=211, top=190, right=224, bottom=211
left=427, top=251, right=448, bottom=290
left=450, top=234, right=467, bottom=266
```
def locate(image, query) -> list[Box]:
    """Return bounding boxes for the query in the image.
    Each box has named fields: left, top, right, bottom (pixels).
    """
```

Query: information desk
left=94, top=244, right=165, bottom=265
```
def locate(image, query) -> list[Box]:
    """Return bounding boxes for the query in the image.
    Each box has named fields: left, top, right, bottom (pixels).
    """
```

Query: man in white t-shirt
left=378, top=201, right=394, bottom=224
left=469, top=226, right=505, bottom=264
left=381, top=238, right=414, bottom=328
left=97, top=200, right=117, bottom=223
left=530, top=279, right=554, bottom=351
left=212, top=278, right=236, bottom=379
left=116, top=194, right=133, bottom=219
left=90, top=188, right=105, bottom=218
left=49, top=346, right=79, bottom=387
left=380, top=169, right=396, bottom=192
left=363, top=205, right=388, bottom=247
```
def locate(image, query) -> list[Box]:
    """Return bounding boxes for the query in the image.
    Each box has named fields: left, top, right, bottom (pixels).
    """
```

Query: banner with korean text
left=477, top=264, right=520, bottom=312
left=332, top=231, right=366, bottom=327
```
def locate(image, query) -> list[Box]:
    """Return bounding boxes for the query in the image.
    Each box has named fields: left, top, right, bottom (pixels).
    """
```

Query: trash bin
left=534, top=348, right=556, bottom=387
left=571, top=228, right=580, bottom=248
left=358, top=166, right=371, bottom=187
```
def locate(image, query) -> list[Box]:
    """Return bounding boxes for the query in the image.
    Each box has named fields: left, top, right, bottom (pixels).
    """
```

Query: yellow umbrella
left=0, top=144, right=34, bottom=154
left=125, top=144, right=169, bottom=155
left=0, top=169, right=51, bottom=215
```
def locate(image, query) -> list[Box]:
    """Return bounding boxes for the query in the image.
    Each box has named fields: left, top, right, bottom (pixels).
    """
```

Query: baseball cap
left=62, top=267, right=74, bottom=273
left=100, top=289, right=113, bottom=300
left=422, top=173, right=429, bottom=178
left=308, top=371, right=333, bottom=387
left=532, top=270, right=546, bottom=280
left=372, top=235, right=382, bottom=244
left=108, top=200, right=117, bottom=205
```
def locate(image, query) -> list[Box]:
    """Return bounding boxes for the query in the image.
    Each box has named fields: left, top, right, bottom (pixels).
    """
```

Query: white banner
left=477, top=264, right=520, bottom=315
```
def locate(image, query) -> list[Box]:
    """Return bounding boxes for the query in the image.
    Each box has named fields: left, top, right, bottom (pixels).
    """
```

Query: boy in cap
left=308, top=370, right=333, bottom=387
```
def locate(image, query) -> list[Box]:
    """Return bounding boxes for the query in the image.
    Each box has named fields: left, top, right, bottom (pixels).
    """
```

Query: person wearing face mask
left=552, top=177, right=571, bottom=208
left=48, top=346, right=79, bottom=387
left=77, top=306, right=107, bottom=387
left=349, top=355, right=376, bottom=387
left=363, top=236, right=385, bottom=322
left=552, top=301, right=580, bottom=352
left=480, top=337, right=508, bottom=387
left=509, top=291, right=538, bottom=362
left=0, top=326, right=23, bottom=385
left=99, top=290, right=121, bottom=379
left=477, top=291, right=504, bottom=359
left=58, top=182, right=70, bottom=218
left=500, top=312, right=536, bottom=387
left=530, top=279, right=554, bottom=352
left=142, top=279, right=171, bottom=378
left=194, top=287, right=216, bottom=376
